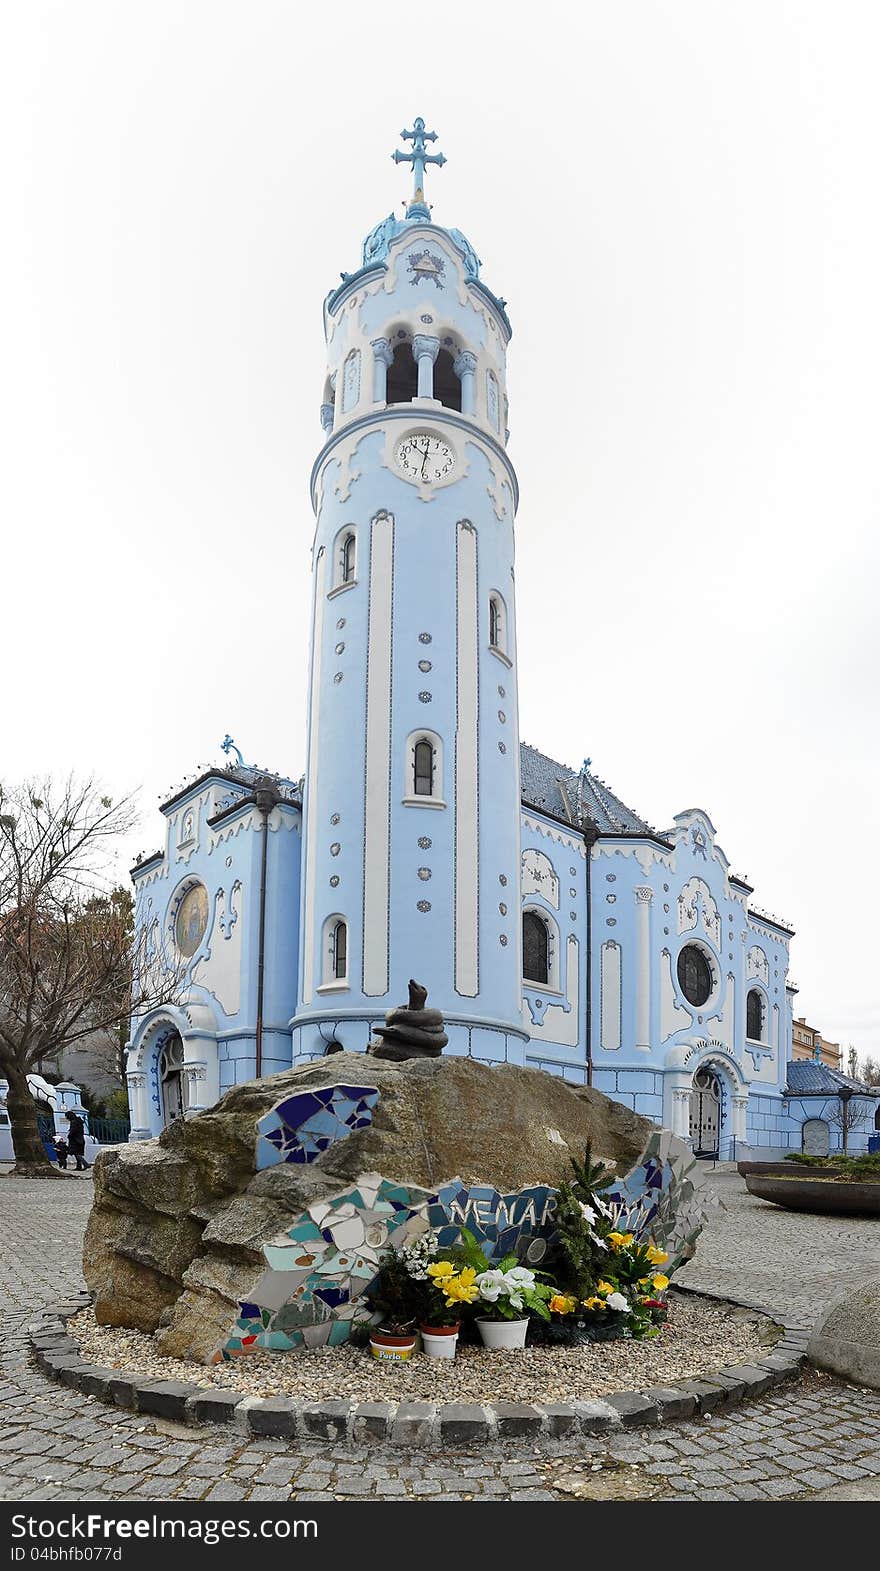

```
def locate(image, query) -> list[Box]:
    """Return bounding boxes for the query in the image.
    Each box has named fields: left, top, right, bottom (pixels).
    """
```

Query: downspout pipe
left=253, top=775, right=282, bottom=1079
left=582, top=818, right=601, bottom=1087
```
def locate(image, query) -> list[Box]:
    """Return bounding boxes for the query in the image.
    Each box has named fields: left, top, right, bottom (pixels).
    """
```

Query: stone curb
left=28, top=1296, right=808, bottom=1447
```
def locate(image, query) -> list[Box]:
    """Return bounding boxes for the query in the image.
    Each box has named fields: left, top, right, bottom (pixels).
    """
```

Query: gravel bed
left=67, top=1292, right=778, bottom=1405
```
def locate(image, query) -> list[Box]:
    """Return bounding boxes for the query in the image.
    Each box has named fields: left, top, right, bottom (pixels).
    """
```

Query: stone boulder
left=84, top=1053, right=699, bottom=1363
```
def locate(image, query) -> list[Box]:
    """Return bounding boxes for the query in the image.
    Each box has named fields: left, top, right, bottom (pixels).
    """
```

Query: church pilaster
left=634, top=885, right=653, bottom=1052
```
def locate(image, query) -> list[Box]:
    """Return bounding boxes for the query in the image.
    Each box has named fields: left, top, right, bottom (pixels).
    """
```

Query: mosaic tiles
left=218, top=1139, right=703, bottom=1359
left=219, top=1175, right=556, bottom=1359
left=255, top=1083, right=379, bottom=1170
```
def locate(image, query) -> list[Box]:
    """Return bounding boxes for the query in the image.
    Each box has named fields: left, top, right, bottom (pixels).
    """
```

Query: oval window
left=175, top=884, right=209, bottom=957
left=677, top=944, right=712, bottom=1007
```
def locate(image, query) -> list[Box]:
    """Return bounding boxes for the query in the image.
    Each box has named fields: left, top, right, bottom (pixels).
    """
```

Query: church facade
left=127, top=122, right=822, bottom=1160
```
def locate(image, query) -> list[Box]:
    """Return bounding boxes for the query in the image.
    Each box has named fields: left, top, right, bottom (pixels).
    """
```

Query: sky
left=2, top=2, right=878, bottom=1060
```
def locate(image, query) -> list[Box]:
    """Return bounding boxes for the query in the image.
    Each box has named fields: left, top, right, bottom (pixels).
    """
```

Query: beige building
left=791, top=1016, right=842, bottom=1070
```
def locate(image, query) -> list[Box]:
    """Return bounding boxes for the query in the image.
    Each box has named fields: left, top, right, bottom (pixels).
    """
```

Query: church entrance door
left=158, top=1032, right=186, bottom=1127
left=689, top=1066, right=721, bottom=1157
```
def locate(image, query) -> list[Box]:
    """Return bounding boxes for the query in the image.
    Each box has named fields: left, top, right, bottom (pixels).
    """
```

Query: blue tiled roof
left=520, top=744, right=653, bottom=836
left=786, top=1061, right=875, bottom=1095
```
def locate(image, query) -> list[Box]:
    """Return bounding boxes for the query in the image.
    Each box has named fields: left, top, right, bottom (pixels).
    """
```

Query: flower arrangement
left=366, top=1148, right=679, bottom=1354
left=533, top=1146, right=675, bottom=1343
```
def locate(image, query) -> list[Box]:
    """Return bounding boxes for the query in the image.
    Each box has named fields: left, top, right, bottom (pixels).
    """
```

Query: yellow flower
left=597, top=1280, right=614, bottom=1296
left=549, top=1294, right=577, bottom=1315
left=427, top=1260, right=455, bottom=1280
left=647, top=1244, right=669, bottom=1266
left=607, top=1231, right=634, bottom=1250
left=444, top=1271, right=479, bottom=1306
left=582, top=1295, right=604, bottom=1310
left=652, top=1274, right=670, bottom=1292
left=638, top=1277, right=651, bottom=1290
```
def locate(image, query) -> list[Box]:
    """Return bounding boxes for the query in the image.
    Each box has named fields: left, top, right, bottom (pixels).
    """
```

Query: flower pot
left=476, top=1317, right=530, bottom=1350
left=369, top=1330, right=417, bottom=1361
left=420, top=1324, right=460, bottom=1360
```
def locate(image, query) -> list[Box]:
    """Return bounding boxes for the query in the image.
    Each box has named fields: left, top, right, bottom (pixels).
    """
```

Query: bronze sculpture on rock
left=367, top=979, right=448, bottom=1060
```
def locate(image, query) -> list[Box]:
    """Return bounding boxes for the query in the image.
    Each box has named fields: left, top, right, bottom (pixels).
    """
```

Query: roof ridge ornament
left=392, top=117, right=446, bottom=219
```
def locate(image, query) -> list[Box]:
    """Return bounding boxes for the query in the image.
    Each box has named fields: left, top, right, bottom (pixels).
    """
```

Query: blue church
left=126, top=121, right=848, bottom=1161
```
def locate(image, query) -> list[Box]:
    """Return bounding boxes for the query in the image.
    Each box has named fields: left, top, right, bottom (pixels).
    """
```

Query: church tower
left=292, top=121, right=527, bottom=1065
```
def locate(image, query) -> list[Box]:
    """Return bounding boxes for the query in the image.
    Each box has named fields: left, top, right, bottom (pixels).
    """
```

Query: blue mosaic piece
left=255, top=1083, right=380, bottom=1170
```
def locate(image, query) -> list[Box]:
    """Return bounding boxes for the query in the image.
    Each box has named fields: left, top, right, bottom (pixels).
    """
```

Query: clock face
left=394, top=432, right=455, bottom=484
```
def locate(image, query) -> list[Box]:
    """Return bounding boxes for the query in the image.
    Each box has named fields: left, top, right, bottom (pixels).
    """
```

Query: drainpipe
left=253, top=775, right=282, bottom=1079
left=582, top=818, right=601, bottom=1087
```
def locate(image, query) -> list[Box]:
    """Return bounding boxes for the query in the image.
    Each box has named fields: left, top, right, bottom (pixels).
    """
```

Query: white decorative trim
left=301, top=546, right=327, bottom=1005
left=362, top=510, right=394, bottom=996
left=634, top=885, right=653, bottom=1053
left=521, top=812, right=586, bottom=858
left=600, top=940, right=622, bottom=1052
left=454, top=520, right=479, bottom=997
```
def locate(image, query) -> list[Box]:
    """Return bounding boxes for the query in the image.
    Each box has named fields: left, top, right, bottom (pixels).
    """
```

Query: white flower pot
left=476, top=1317, right=530, bottom=1350
left=421, top=1328, right=459, bottom=1360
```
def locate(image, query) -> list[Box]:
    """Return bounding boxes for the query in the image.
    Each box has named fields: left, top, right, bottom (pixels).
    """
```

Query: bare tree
left=826, top=1092, right=871, bottom=1154
left=862, top=1056, right=880, bottom=1089
left=0, top=777, right=183, bottom=1176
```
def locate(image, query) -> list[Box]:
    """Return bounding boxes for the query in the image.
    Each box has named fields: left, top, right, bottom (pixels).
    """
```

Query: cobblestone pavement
left=678, top=1165, right=880, bottom=1324
left=1, top=1170, right=878, bottom=1504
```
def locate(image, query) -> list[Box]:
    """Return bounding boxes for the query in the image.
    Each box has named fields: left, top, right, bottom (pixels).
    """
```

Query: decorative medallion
left=417, top=900, right=432, bottom=913
left=499, top=874, right=508, bottom=886
left=336, top=618, right=346, bottom=629
left=329, top=875, right=340, bottom=888
left=417, top=868, right=432, bottom=881
left=499, top=902, right=507, bottom=915
left=333, top=672, right=343, bottom=684
left=498, top=685, right=505, bottom=697
left=499, top=935, right=508, bottom=946
left=607, top=918, right=617, bottom=927
left=418, top=660, right=432, bottom=672
left=175, top=884, right=209, bottom=958
left=418, top=691, right=432, bottom=703
left=330, top=814, right=340, bottom=825
left=418, top=632, right=432, bottom=644
left=498, top=741, right=506, bottom=753
left=498, top=710, right=506, bottom=723
left=407, top=249, right=446, bottom=288
left=335, top=642, right=345, bottom=655
left=418, top=837, right=432, bottom=850
left=330, top=843, right=341, bottom=857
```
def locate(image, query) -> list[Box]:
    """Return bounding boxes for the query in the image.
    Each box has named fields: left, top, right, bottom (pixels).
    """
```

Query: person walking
left=65, top=1111, right=90, bottom=1171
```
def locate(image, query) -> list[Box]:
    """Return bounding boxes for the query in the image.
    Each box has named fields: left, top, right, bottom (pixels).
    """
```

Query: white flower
left=475, top=1269, right=507, bottom=1302
left=607, top=1292, right=629, bottom=1312
left=503, top=1266, right=535, bottom=1289
left=508, top=1293, right=524, bottom=1311
left=578, top=1202, right=597, bottom=1226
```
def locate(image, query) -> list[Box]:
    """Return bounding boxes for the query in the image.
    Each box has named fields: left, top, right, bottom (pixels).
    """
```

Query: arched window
left=403, top=730, right=445, bottom=807
left=523, top=910, right=549, bottom=986
left=433, top=348, right=463, bottom=412
left=386, top=340, right=419, bottom=405
left=677, top=944, right=712, bottom=1008
left=331, top=528, right=356, bottom=592
left=746, top=988, right=764, bottom=1042
left=413, top=739, right=434, bottom=796
left=332, top=919, right=347, bottom=981
left=320, top=915, right=349, bottom=988
left=488, top=592, right=506, bottom=654
left=342, top=532, right=356, bottom=584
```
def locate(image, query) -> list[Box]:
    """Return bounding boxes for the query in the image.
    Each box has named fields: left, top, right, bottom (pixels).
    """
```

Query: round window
left=677, top=944, right=712, bottom=1007
left=175, top=884, right=209, bottom=957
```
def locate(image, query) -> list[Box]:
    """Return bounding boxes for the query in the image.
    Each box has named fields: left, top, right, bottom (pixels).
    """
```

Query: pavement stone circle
left=0, top=1166, right=878, bottom=1502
